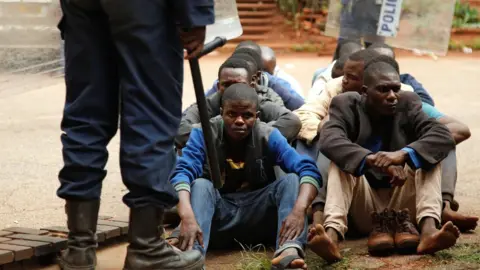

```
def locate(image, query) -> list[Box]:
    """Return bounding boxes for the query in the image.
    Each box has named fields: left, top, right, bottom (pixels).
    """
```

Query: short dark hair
left=333, top=55, right=348, bottom=73
left=348, top=49, right=380, bottom=64
left=233, top=47, right=263, bottom=70
left=363, top=61, right=399, bottom=86
left=368, top=42, right=395, bottom=58
left=339, top=41, right=362, bottom=58
left=365, top=55, right=400, bottom=74
left=222, top=83, right=259, bottom=109
left=229, top=53, right=259, bottom=74
left=218, top=57, right=256, bottom=80
left=236, top=40, right=262, bottom=55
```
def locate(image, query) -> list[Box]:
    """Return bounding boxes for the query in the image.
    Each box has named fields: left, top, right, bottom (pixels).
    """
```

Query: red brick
left=43, top=226, right=105, bottom=243
left=8, top=234, right=67, bottom=251
left=97, top=220, right=129, bottom=234
left=0, top=250, right=14, bottom=265
left=96, top=225, right=121, bottom=239
left=3, top=228, right=48, bottom=235
left=4, top=240, right=53, bottom=256
left=0, top=244, right=33, bottom=261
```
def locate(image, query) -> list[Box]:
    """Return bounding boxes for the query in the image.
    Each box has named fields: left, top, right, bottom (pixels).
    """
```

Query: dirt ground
left=0, top=53, right=479, bottom=269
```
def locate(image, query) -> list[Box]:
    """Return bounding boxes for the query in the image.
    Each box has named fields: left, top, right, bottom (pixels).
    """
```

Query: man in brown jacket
left=308, top=61, right=460, bottom=262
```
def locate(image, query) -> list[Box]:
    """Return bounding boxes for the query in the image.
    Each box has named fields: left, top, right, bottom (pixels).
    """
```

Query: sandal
left=271, top=254, right=304, bottom=270
left=271, top=246, right=306, bottom=270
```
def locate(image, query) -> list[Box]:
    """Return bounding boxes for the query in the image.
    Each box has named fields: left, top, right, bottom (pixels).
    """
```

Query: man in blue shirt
left=168, top=84, right=321, bottom=269
left=204, top=41, right=305, bottom=110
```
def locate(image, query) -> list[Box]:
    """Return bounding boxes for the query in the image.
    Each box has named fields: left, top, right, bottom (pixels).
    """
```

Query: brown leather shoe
left=394, top=209, right=420, bottom=253
left=367, top=209, right=395, bottom=255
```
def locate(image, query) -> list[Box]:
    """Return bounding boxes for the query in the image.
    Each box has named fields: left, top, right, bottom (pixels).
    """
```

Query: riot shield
left=324, top=0, right=456, bottom=55
left=0, top=0, right=62, bottom=96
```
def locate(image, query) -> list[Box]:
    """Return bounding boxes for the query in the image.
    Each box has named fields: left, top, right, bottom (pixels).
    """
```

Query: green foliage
left=453, top=0, right=480, bottom=28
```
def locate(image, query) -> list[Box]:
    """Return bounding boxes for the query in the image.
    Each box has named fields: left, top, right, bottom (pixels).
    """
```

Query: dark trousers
left=57, top=0, right=183, bottom=209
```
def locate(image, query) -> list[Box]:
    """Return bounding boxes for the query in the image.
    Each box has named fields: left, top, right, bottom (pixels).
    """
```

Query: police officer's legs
left=57, top=1, right=119, bottom=269
left=102, top=0, right=203, bottom=269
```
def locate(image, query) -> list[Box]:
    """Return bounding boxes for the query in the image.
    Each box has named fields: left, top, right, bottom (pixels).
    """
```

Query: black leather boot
left=123, top=206, right=204, bottom=270
left=58, top=200, right=100, bottom=270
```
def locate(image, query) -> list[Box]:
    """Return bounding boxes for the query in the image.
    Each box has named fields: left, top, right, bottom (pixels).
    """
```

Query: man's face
left=365, top=71, right=402, bottom=116
left=218, top=68, right=253, bottom=94
left=342, top=60, right=364, bottom=93
left=221, top=100, right=257, bottom=142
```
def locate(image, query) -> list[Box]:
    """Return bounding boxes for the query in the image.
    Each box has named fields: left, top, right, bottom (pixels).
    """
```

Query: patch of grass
left=433, top=243, right=480, bottom=265
left=305, top=249, right=354, bottom=270
left=235, top=242, right=272, bottom=270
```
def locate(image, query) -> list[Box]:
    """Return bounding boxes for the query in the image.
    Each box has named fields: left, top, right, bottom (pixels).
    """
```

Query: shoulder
left=192, top=115, right=223, bottom=130
left=331, top=91, right=362, bottom=106
left=398, top=90, right=421, bottom=104
left=254, top=120, right=276, bottom=136
left=326, top=77, right=343, bottom=94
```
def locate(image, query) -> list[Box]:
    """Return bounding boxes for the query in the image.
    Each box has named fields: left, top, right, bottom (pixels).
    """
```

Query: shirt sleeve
left=205, top=80, right=219, bottom=96
left=402, top=147, right=422, bottom=170
left=422, top=102, right=444, bottom=119
left=170, top=128, right=206, bottom=192
left=267, top=129, right=322, bottom=191
left=267, top=73, right=305, bottom=110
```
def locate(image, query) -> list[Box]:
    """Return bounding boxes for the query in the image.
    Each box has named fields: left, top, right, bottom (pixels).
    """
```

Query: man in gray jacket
left=176, top=57, right=301, bottom=149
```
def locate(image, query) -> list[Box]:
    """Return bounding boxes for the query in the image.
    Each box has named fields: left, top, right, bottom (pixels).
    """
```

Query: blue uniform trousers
left=57, top=0, right=183, bottom=209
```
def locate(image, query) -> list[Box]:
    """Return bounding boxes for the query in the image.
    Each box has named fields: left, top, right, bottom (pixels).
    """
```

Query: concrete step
left=242, top=25, right=274, bottom=33
left=240, top=18, right=274, bottom=25
left=237, top=3, right=277, bottom=10
left=238, top=11, right=276, bottom=17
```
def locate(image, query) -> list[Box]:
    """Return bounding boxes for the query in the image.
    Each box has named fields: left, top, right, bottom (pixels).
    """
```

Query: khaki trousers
left=323, top=163, right=442, bottom=238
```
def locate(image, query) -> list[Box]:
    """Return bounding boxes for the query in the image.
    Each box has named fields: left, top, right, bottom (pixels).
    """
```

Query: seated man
left=368, top=42, right=435, bottom=106
left=260, top=45, right=304, bottom=97
left=169, top=84, right=322, bottom=269
left=205, top=41, right=305, bottom=110
left=309, top=61, right=459, bottom=263
left=304, top=55, right=477, bottom=232
left=309, top=41, right=361, bottom=97
left=176, top=57, right=301, bottom=148
left=231, top=52, right=284, bottom=107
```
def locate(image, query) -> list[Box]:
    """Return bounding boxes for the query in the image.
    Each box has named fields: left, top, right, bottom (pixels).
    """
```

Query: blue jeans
left=174, top=174, right=308, bottom=255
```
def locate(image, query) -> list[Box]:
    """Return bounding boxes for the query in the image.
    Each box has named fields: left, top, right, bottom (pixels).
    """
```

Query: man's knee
left=191, top=178, right=215, bottom=194
left=277, top=173, right=300, bottom=190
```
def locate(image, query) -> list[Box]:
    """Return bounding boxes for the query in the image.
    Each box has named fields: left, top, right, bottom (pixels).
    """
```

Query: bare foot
left=442, top=207, right=478, bottom=232
left=307, top=224, right=342, bottom=263
left=417, top=221, right=460, bottom=254
left=271, top=248, right=307, bottom=269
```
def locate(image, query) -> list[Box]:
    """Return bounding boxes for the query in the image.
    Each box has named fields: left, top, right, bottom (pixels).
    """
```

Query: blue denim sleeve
left=173, top=0, right=215, bottom=28
left=268, top=129, right=322, bottom=189
left=400, top=73, right=435, bottom=106
left=402, top=147, right=422, bottom=170
left=205, top=80, right=219, bottom=97
left=267, top=73, right=305, bottom=110
left=170, top=128, right=206, bottom=190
